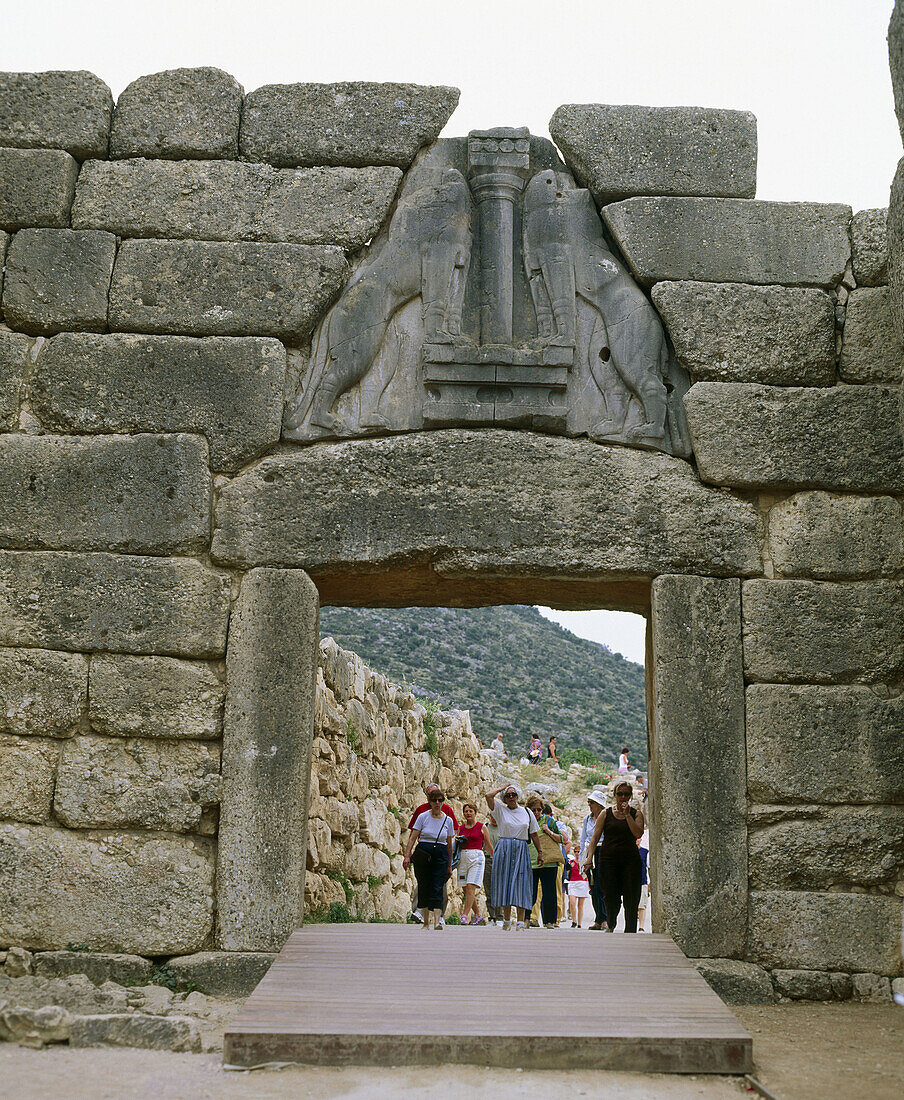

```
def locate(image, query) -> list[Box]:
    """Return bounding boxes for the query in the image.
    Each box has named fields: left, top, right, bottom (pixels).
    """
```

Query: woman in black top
left=582, top=781, right=645, bottom=932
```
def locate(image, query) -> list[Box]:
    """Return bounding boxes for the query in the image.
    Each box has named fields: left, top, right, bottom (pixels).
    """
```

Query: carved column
left=467, top=128, right=531, bottom=345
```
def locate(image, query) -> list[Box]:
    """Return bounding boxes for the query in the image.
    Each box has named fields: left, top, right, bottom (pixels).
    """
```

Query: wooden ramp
left=223, top=926, right=753, bottom=1074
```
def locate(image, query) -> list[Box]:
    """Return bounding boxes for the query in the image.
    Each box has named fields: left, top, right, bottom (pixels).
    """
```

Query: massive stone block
left=652, top=282, right=835, bottom=385
left=110, top=67, right=242, bottom=159
left=2, top=229, right=116, bottom=335
left=746, top=684, right=904, bottom=804
left=840, top=287, right=902, bottom=384
left=0, top=331, right=29, bottom=430
left=89, top=654, right=224, bottom=740
left=0, top=552, right=231, bottom=658
left=0, top=823, right=215, bottom=953
left=851, top=208, right=887, bottom=287
left=748, top=806, right=904, bottom=889
left=30, top=333, right=286, bottom=472
left=0, top=734, right=59, bottom=821
left=240, top=81, right=459, bottom=168
left=73, top=160, right=401, bottom=250
left=0, top=646, right=86, bottom=737
left=743, top=579, right=904, bottom=684
left=603, top=198, right=851, bottom=288
left=0, top=148, right=78, bottom=231
left=165, top=951, right=276, bottom=996
left=549, top=104, right=757, bottom=204
left=767, top=492, right=903, bottom=579
left=108, top=240, right=348, bottom=342
left=0, top=434, right=211, bottom=554
left=0, top=71, right=113, bottom=159
left=650, top=575, right=747, bottom=958
left=212, top=431, right=763, bottom=581
left=749, top=891, right=903, bottom=974
left=685, top=383, right=904, bottom=491
left=888, top=158, right=904, bottom=341
left=890, top=1, right=904, bottom=145
left=217, top=569, right=319, bottom=950
left=54, top=735, right=220, bottom=834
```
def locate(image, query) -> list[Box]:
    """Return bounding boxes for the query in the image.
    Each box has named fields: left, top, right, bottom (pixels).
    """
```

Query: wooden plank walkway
left=224, top=926, right=753, bottom=1073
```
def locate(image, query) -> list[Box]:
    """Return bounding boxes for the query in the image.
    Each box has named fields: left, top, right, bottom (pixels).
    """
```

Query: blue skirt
left=491, top=837, right=533, bottom=910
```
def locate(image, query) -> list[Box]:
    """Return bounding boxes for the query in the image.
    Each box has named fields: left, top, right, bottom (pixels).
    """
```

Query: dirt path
left=3, top=1003, right=902, bottom=1100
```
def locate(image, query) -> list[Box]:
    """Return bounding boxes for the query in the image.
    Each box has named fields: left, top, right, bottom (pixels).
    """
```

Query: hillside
left=319, top=605, right=648, bottom=767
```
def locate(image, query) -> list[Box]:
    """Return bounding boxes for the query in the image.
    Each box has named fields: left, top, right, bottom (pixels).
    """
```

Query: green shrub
left=346, top=722, right=360, bottom=751
left=584, top=769, right=611, bottom=788
left=560, top=747, right=602, bottom=770
left=424, top=728, right=440, bottom=758
left=367, top=874, right=382, bottom=891
left=326, top=870, right=355, bottom=904
left=306, top=902, right=355, bottom=924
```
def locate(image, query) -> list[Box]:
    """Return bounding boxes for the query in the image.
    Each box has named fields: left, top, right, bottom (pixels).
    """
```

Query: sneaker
left=516, top=921, right=527, bottom=931
left=495, top=920, right=505, bottom=928
left=502, top=919, right=513, bottom=931
left=439, top=917, right=445, bottom=927
left=546, top=923, right=558, bottom=930
left=409, top=911, right=423, bottom=924
left=571, top=921, right=578, bottom=928
left=434, top=922, right=443, bottom=930
left=589, top=923, right=602, bottom=931
left=475, top=916, right=487, bottom=925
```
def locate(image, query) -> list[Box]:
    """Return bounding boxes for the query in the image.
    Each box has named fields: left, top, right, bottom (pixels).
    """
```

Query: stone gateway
left=0, top=60, right=901, bottom=1005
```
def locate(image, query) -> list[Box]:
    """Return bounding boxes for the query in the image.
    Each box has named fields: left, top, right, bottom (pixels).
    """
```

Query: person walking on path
left=583, top=781, right=645, bottom=933
left=457, top=802, right=493, bottom=925
left=580, top=790, right=608, bottom=931
left=527, top=735, right=543, bottom=765
left=403, top=790, right=455, bottom=930
left=484, top=784, right=544, bottom=930
left=547, top=736, right=560, bottom=764
left=566, top=841, right=591, bottom=926
left=526, top=794, right=565, bottom=929
left=483, top=812, right=503, bottom=924
left=406, top=784, right=459, bottom=923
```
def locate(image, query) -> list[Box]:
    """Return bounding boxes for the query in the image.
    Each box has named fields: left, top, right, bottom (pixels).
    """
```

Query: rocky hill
left=319, top=605, right=648, bottom=766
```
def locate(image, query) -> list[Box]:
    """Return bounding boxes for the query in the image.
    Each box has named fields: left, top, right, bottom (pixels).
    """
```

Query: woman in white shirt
left=483, top=784, right=544, bottom=931
left=403, top=790, right=455, bottom=930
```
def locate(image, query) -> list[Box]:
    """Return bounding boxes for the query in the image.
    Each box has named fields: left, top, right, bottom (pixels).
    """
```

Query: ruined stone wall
left=0, top=67, right=902, bottom=997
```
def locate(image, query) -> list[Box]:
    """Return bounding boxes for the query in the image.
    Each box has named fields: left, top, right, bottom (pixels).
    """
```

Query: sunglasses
left=428, top=797, right=443, bottom=802
left=616, top=791, right=631, bottom=797
left=503, top=792, right=518, bottom=798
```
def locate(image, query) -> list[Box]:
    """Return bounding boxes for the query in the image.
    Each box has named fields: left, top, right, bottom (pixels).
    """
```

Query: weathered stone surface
left=166, top=951, right=275, bottom=996
left=0, top=232, right=8, bottom=303
left=651, top=576, right=747, bottom=958
left=30, top=332, right=286, bottom=472
left=73, top=159, right=401, bottom=250
left=344, top=842, right=391, bottom=883
left=693, top=959, right=774, bottom=1005
left=69, top=1013, right=201, bottom=1052
left=0, top=552, right=231, bottom=658
left=0, top=71, right=112, bottom=159
left=0, top=823, right=214, bottom=953
left=749, top=891, right=903, bottom=973
left=851, top=973, right=893, bottom=1002
left=747, top=685, right=904, bottom=804
left=89, top=654, right=223, bottom=740
left=890, top=2, right=904, bottom=146
left=549, top=104, right=756, bottom=204
left=240, top=82, right=459, bottom=168
left=840, top=287, right=902, bottom=384
left=54, top=735, right=220, bottom=833
left=851, top=208, right=888, bottom=287
left=0, top=646, right=86, bottom=736
left=0, top=734, right=58, bottom=821
left=603, top=198, right=851, bottom=288
left=212, top=431, right=763, bottom=580
left=0, top=972, right=128, bottom=1014
left=742, top=580, right=904, bottom=684
left=768, top=492, right=903, bottom=579
left=2, top=229, right=116, bottom=335
left=0, top=434, right=211, bottom=553
left=0, top=1003, right=72, bottom=1047
left=748, top=807, right=904, bottom=889
left=771, top=970, right=852, bottom=1001
left=887, top=158, right=904, bottom=341
left=110, top=67, right=242, bottom=160
left=0, top=330, right=29, bottom=430
left=685, top=383, right=904, bottom=491
left=217, top=569, right=319, bottom=951
left=0, top=148, right=79, bottom=230
left=32, top=951, right=153, bottom=987
left=651, top=282, right=835, bottom=385
left=109, top=240, right=348, bottom=342
left=4, top=946, right=33, bottom=976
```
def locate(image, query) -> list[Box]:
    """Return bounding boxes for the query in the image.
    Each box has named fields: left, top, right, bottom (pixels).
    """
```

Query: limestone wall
left=0, top=67, right=902, bottom=995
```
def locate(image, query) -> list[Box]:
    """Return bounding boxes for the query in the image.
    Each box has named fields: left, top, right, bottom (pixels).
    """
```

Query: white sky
left=3, top=0, right=899, bottom=664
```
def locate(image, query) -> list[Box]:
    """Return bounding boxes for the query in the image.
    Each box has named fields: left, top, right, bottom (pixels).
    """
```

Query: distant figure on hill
left=528, top=735, right=543, bottom=765
left=547, top=736, right=560, bottom=764
left=491, top=732, right=506, bottom=756
left=583, top=780, right=645, bottom=933
left=618, top=747, right=630, bottom=774
left=457, top=802, right=493, bottom=925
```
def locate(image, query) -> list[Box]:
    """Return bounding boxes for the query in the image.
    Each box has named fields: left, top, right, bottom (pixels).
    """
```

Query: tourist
left=637, top=834, right=650, bottom=932
left=492, top=732, right=506, bottom=756
left=580, top=790, right=608, bottom=931
left=483, top=811, right=503, bottom=924
left=484, top=784, right=544, bottom=930
left=547, top=736, right=559, bottom=764
left=526, top=794, right=565, bottom=929
left=527, top=735, right=543, bottom=765
left=457, top=802, right=493, bottom=924
left=406, top=783, right=458, bottom=923
left=567, top=841, right=591, bottom=927
left=583, top=781, right=645, bottom=933
left=618, top=747, right=630, bottom=774
left=402, top=790, right=455, bottom=930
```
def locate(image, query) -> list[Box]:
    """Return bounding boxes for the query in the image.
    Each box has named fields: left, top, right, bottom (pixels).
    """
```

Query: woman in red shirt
left=457, top=802, right=494, bottom=925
